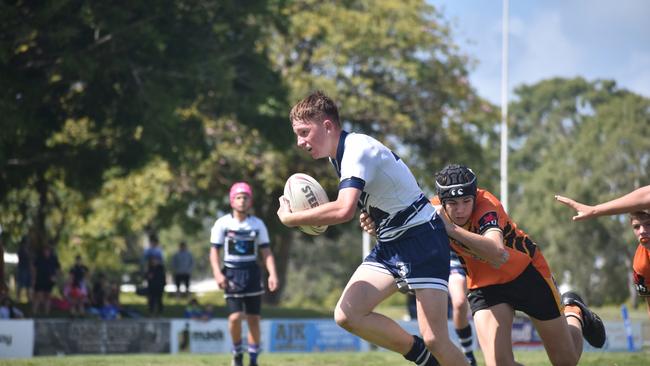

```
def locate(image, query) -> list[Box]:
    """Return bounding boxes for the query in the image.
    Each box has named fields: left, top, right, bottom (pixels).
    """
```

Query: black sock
left=456, top=325, right=476, bottom=365
left=403, top=335, right=440, bottom=366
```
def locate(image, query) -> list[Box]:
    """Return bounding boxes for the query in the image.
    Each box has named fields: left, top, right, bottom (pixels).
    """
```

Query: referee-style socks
left=403, top=335, right=440, bottom=366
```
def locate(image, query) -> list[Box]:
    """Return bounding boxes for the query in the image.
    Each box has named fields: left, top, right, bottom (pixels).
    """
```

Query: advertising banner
left=34, top=319, right=170, bottom=355
left=0, top=320, right=34, bottom=359
left=268, top=319, right=368, bottom=352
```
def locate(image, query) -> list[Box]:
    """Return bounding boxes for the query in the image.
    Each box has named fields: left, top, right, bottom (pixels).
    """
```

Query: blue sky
left=432, top=0, right=650, bottom=104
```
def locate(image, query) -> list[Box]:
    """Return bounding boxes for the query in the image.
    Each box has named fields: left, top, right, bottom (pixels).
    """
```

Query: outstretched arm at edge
left=556, top=185, right=650, bottom=221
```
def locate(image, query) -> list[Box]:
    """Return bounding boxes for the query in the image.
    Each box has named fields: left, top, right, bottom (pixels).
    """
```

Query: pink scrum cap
left=229, top=182, right=253, bottom=207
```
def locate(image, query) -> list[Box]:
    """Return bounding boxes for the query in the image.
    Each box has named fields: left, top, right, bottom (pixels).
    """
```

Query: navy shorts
left=223, top=265, right=264, bottom=298
left=362, top=217, right=450, bottom=292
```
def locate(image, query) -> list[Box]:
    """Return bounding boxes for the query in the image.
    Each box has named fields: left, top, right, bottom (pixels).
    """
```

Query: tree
left=508, top=77, right=650, bottom=304
left=0, top=0, right=287, bottom=289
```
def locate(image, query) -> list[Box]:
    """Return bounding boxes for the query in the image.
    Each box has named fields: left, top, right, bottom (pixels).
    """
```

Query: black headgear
left=435, top=164, right=477, bottom=202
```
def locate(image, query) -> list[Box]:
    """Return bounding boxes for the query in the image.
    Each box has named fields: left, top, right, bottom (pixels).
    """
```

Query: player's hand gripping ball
left=283, top=173, right=329, bottom=235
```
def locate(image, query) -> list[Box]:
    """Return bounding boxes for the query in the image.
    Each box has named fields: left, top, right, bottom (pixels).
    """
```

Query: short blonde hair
left=289, top=90, right=340, bottom=127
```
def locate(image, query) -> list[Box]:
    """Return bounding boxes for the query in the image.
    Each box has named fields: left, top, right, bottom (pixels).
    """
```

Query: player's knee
left=229, top=312, right=244, bottom=322
left=421, top=333, right=446, bottom=354
left=333, top=306, right=356, bottom=331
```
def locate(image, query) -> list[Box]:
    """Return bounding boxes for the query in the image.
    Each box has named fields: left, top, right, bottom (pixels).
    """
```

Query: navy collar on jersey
left=329, top=130, right=349, bottom=178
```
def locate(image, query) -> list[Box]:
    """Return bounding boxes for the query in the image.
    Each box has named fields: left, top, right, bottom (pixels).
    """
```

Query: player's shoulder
left=635, top=243, right=650, bottom=259
left=345, top=133, right=384, bottom=153
left=247, top=215, right=265, bottom=225
left=471, top=189, right=507, bottom=222
left=430, top=195, right=441, bottom=205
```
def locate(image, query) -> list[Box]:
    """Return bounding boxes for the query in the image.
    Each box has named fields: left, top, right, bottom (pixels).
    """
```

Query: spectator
left=15, top=237, right=32, bottom=303
left=32, top=245, right=60, bottom=316
left=100, top=297, right=121, bottom=320
left=69, top=255, right=89, bottom=288
left=65, top=255, right=89, bottom=317
left=172, top=241, right=194, bottom=298
left=0, top=295, right=24, bottom=319
left=184, top=298, right=204, bottom=319
left=63, top=273, right=87, bottom=318
left=143, top=233, right=164, bottom=264
left=146, top=256, right=166, bottom=317
left=201, top=304, right=215, bottom=321
left=90, top=272, right=108, bottom=309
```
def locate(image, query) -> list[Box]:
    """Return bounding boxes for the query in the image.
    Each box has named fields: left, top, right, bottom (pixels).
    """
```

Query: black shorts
left=226, top=295, right=262, bottom=316
left=174, top=273, right=190, bottom=288
left=34, top=279, right=55, bottom=293
left=467, top=263, right=562, bottom=321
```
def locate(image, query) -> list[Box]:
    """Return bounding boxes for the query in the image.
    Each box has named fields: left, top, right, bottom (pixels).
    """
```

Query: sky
left=432, top=0, right=650, bottom=104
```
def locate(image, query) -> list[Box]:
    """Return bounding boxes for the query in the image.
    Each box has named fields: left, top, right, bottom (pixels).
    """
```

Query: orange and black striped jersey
left=633, top=244, right=650, bottom=297
left=432, top=188, right=551, bottom=289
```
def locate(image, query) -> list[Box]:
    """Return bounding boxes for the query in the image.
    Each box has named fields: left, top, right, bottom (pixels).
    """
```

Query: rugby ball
left=283, top=173, right=329, bottom=235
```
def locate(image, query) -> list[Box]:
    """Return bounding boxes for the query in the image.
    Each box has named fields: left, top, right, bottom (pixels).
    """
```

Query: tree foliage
left=0, top=0, right=286, bottom=243
left=508, top=77, right=650, bottom=304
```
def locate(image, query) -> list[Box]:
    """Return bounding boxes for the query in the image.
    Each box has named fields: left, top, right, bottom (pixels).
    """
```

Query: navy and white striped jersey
left=329, top=131, right=436, bottom=241
left=210, top=214, right=270, bottom=268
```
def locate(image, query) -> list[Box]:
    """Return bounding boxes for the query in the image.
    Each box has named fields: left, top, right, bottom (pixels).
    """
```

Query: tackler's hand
left=359, top=211, right=377, bottom=237
left=435, top=205, right=454, bottom=231
left=555, top=195, right=596, bottom=221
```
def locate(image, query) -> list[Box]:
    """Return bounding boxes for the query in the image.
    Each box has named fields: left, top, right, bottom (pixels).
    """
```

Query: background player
left=277, top=91, right=507, bottom=365
left=630, top=210, right=650, bottom=319
left=210, top=182, right=279, bottom=366
left=556, top=185, right=650, bottom=221
left=448, top=252, right=478, bottom=366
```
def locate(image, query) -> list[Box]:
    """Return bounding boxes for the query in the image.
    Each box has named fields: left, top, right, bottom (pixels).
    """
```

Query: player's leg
left=227, top=297, right=245, bottom=366
left=183, top=274, right=190, bottom=296
left=244, top=296, right=263, bottom=366
left=449, top=273, right=477, bottom=366
left=473, top=303, right=521, bottom=366
left=174, top=274, right=181, bottom=297
left=43, top=290, right=52, bottom=315
left=334, top=265, right=409, bottom=351
left=415, top=288, right=470, bottom=365
left=531, top=315, right=580, bottom=366
left=335, top=265, right=442, bottom=366
left=449, top=274, right=469, bottom=329
left=32, top=290, right=41, bottom=315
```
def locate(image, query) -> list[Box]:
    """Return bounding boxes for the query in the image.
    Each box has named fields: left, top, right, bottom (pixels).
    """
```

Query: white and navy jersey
left=329, top=131, right=436, bottom=241
left=210, top=214, right=270, bottom=268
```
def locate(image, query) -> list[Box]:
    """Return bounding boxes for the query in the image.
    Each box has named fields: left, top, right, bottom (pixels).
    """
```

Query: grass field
left=1, top=350, right=648, bottom=366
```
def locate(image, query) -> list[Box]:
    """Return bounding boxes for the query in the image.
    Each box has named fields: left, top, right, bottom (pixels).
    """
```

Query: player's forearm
left=264, top=254, right=278, bottom=278
left=445, top=225, right=507, bottom=265
left=592, top=186, right=650, bottom=216
left=284, top=200, right=355, bottom=227
left=209, top=248, right=222, bottom=277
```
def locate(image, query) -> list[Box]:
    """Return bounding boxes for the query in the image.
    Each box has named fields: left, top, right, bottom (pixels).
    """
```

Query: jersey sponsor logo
left=478, top=211, right=499, bottom=232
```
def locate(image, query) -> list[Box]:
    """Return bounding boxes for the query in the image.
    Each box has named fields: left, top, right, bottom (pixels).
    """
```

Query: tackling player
left=277, top=91, right=508, bottom=365
left=362, top=164, right=607, bottom=366
left=630, top=210, right=650, bottom=319
left=210, top=182, right=279, bottom=366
